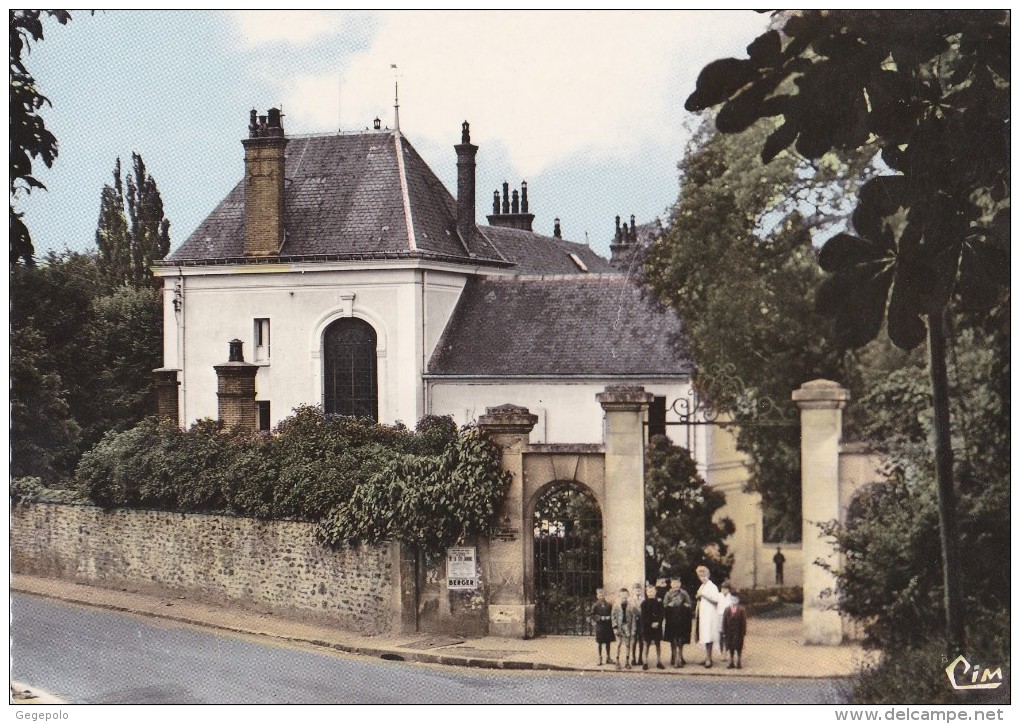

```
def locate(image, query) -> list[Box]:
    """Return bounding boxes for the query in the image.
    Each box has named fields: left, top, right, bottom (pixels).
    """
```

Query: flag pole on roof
left=391, top=64, right=400, bottom=131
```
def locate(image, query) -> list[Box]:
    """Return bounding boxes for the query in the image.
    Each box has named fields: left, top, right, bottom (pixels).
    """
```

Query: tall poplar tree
left=95, top=153, right=170, bottom=286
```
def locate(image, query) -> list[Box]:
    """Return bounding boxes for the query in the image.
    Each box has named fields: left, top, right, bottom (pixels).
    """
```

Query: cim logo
left=945, top=655, right=1004, bottom=691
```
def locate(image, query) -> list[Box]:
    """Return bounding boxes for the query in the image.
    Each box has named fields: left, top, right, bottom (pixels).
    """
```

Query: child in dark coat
left=640, top=584, right=666, bottom=670
left=663, top=578, right=693, bottom=668
left=591, top=588, right=615, bottom=666
left=722, top=594, right=747, bottom=669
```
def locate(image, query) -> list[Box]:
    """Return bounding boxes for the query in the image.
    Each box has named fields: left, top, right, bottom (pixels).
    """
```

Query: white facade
left=156, top=261, right=475, bottom=429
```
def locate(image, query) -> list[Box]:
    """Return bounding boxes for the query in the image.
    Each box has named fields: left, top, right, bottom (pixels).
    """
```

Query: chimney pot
left=249, top=109, right=259, bottom=137
left=521, top=181, right=529, bottom=213
left=373, top=117, right=381, bottom=130
left=511, top=189, right=520, bottom=214
left=615, top=215, right=622, bottom=244
left=502, top=182, right=510, bottom=214
left=461, top=120, right=471, bottom=144
left=493, top=190, right=500, bottom=215
left=228, top=338, right=245, bottom=362
left=554, top=218, right=562, bottom=239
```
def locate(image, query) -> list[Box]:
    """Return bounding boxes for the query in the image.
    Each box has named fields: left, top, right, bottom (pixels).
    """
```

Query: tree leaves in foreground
left=821, top=303, right=1009, bottom=703
left=686, top=8, right=1009, bottom=658
left=10, top=10, right=71, bottom=266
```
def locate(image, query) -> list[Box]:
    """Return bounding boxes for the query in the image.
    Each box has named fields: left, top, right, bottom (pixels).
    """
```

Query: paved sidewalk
left=13, top=575, right=874, bottom=680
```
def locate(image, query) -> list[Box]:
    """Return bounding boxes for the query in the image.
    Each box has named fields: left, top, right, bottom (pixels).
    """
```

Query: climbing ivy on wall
left=71, top=407, right=510, bottom=557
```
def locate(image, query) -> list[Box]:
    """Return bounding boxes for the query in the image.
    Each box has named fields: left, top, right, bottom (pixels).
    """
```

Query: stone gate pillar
left=477, top=404, right=537, bottom=638
left=597, top=385, right=652, bottom=596
left=792, top=379, right=850, bottom=645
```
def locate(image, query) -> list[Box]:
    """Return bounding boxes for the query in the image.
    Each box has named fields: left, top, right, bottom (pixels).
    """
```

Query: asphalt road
left=12, top=593, right=848, bottom=704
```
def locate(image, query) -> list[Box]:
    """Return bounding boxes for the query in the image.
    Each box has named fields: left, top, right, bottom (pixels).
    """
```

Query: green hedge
left=71, top=407, right=510, bottom=557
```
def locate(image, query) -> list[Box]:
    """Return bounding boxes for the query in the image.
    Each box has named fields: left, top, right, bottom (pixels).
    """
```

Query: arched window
left=323, top=318, right=378, bottom=421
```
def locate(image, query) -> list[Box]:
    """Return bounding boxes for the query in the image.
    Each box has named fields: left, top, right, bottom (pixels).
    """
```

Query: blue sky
left=18, top=10, right=770, bottom=261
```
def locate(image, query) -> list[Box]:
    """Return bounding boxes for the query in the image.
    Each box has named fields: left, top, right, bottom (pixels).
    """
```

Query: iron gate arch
left=532, top=481, right=603, bottom=636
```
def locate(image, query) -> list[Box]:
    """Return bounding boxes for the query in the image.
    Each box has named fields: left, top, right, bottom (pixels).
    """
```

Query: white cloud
left=230, top=10, right=346, bottom=47
left=260, top=11, right=768, bottom=176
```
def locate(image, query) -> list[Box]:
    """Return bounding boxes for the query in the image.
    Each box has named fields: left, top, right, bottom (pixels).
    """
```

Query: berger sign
left=447, top=546, right=478, bottom=589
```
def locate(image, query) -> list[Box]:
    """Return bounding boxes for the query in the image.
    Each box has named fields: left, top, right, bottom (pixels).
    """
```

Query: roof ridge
left=481, top=273, right=628, bottom=283
left=392, top=132, right=417, bottom=252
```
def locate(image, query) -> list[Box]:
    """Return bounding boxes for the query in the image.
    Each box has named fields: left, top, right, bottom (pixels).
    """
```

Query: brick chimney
left=242, top=108, right=288, bottom=257
left=152, top=367, right=180, bottom=424
left=455, top=120, right=478, bottom=245
left=215, top=339, right=259, bottom=431
left=487, top=180, right=535, bottom=232
left=610, top=214, right=635, bottom=269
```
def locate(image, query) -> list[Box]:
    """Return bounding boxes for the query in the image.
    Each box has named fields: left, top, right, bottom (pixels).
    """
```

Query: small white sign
left=447, top=546, right=478, bottom=589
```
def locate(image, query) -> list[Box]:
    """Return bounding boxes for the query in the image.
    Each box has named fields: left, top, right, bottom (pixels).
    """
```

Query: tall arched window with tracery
left=323, top=318, right=378, bottom=421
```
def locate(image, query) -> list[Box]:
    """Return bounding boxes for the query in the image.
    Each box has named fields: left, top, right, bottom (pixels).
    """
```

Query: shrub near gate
left=71, top=408, right=510, bottom=556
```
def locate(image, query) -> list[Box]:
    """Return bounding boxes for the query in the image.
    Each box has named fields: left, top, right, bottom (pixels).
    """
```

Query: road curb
left=14, top=585, right=856, bottom=679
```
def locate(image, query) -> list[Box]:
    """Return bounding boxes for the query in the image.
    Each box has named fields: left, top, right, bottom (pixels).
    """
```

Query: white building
left=153, top=109, right=701, bottom=445
left=152, top=108, right=777, bottom=589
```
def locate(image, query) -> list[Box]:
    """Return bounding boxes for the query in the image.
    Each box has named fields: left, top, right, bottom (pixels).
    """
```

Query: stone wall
left=11, top=502, right=398, bottom=635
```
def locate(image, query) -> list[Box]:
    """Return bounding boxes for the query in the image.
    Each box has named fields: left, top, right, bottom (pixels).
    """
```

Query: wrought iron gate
left=533, top=484, right=603, bottom=636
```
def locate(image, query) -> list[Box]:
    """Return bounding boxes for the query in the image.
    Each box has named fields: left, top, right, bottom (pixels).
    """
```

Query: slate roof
left=166, top=130, right=610, bottom=274
left=479, top=226, right=614, bottom=274
left=427, top=275, right=692, bottom=377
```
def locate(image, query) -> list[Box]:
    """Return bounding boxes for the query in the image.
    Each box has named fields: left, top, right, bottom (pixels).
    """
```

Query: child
left=590, top=588, right=615, bottom=666
left=662, top=578, right=693, bottom=668
left=722, top=594, right=747, bottom=669
left=611, top=587, right=638, bottom=669
left=630, top=582, right=645, bottom=666
left=640, top=584, right=666, bottom=670
left=717, top=580, right=734, bottom=647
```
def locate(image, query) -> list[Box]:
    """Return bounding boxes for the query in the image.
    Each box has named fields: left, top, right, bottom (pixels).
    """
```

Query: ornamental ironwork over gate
left=665, top=362, right=797, bottom=430
left=533, top=483, right=603, bottom=636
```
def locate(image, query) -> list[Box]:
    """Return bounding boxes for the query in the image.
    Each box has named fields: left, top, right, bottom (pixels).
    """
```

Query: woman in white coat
left=694, top=565, right=722, bottom=668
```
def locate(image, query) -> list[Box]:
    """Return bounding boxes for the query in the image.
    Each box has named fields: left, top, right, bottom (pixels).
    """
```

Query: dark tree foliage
left=10, top=252, right=163, bottom=482
left=821, top=301, right=1009, bottom=703
left=644, top=436, right=734, bottom=590
left=10, top=325, right=81, bottom=481
left=96, top=153, right=171, bottom=286
left=643, top=118, right=871, bottom=541
left=686, top=9, right=1009, bottom=658
left=10, top=10, right=71, bottom=266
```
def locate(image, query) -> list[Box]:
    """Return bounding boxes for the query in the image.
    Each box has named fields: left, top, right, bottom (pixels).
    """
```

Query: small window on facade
left=257, top=401, right=271, bottom=432
left=254, top=318, right=270, bottom=362
left=649, top=396, right=667, bottom=439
